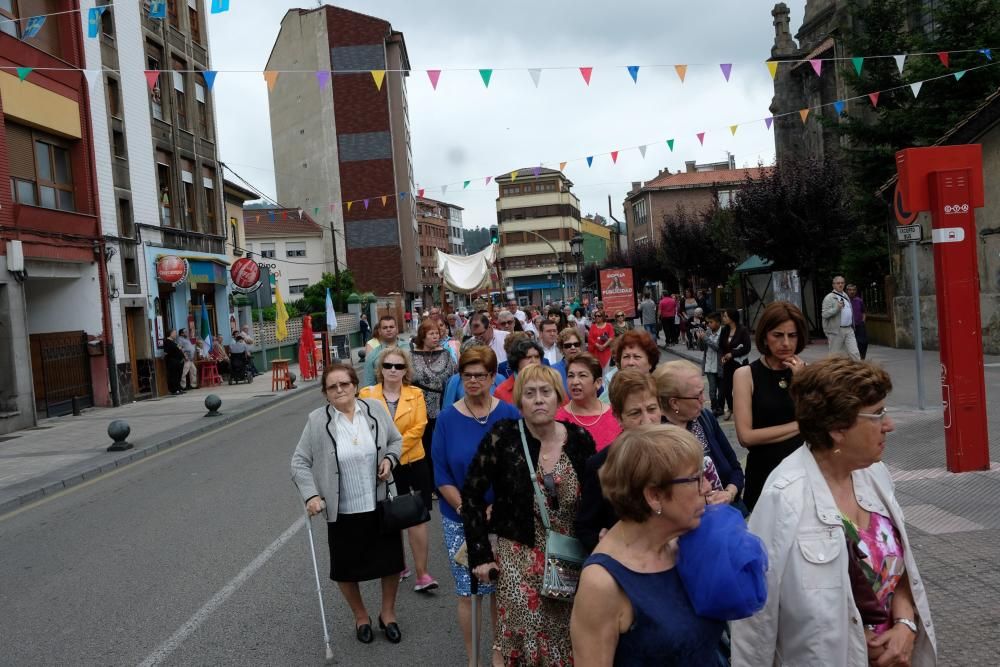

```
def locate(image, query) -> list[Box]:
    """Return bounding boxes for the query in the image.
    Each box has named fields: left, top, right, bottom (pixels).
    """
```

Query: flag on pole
left=275, top=284, right=289, bottom=341
left=200, top=297, right=212, bottom=346
left=325, top=288, right=338, bottom=333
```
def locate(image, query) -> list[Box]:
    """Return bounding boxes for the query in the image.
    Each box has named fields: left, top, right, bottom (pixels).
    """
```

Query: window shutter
left=5, top=124, right=35, bottom=180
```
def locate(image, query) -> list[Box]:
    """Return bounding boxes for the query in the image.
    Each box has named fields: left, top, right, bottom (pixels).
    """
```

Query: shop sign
left=156, top=255, right=189, bottom=286
left=230, top=257, right=262, bottom=294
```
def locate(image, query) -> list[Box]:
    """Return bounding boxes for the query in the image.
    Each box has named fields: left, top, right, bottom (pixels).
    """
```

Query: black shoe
left=378, top=615, right=401, bottom=643
left=356, top=617, right=374, bottom=644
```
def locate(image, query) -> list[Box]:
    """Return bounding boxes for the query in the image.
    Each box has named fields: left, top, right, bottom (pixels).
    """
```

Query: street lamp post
left=569, top=233, right=584, bottom=304
left=557, top=259, right=567, bottom=304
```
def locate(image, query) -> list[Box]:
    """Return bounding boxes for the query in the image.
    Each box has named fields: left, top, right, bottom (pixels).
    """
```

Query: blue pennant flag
left=399, top=192, right=408, bottom=201
left=586, top=156, right=594, bottom=167
left=203, top=70, right=217, bottom=90
left=148, top=0, right=166, bottom=20
left=22, top=15, right=46, bottom=39
left=87, top=7, right=106, bottom=38
left=980, top=48, right=993, bottom=61
left=627, top=65, right=639, bottom=83
left=833, top=100, right=845, bottom=115
left=210, top=0, right=230, bottom=14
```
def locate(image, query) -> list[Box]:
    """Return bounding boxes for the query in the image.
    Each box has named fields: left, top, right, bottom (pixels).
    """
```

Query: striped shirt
left=331, top=401, right=377, bottom=514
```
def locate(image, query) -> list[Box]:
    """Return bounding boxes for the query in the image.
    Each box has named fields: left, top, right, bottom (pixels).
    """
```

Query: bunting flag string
left=371, top=70, right=386, bottom=91
left=627, top=65, right=640, bottom=83
left=674, top=64, right=688, bottom=83
left=766, top=61, right=778, bottom=80
left=809, top=59, right=823, bottom=76
left=16, top=67, right=32, bottom=81
left=528, top=68, right=542, bottom=88
left=479, top=69, right=493, bottom=87
left=720, top=63, right=733, bottom=82
left=579, top=67, right=593, bottom=85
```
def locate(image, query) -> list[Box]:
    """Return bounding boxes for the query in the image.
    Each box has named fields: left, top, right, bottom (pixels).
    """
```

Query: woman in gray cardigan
left=291, top=362, right=405, bottom=645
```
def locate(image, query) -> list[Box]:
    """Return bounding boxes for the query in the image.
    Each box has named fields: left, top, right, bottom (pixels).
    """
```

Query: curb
left=0, top=381, right=318, bottom=517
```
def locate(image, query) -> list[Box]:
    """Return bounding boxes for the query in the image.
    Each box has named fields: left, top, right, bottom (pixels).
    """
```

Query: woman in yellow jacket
left=359, top=347, right=438, bottom=592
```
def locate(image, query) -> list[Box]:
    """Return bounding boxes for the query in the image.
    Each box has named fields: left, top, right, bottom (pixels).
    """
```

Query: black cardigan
left=461, top=418, right=596, bottom=569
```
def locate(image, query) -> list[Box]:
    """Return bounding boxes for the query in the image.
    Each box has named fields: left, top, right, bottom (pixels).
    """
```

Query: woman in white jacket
left=731, top=357, right=936, bottom=667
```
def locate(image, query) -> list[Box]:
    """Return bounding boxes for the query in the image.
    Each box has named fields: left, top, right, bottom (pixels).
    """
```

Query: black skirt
left=327, top=511, right=404, bottom=582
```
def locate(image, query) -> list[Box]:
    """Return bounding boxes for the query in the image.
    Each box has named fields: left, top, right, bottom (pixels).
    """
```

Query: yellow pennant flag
left=799, top=108, right=810, bottom=124
left=274, top=283, right=289, bottom=341
left=371, top=70, right=386, bottom=90
left=559, top=161, right=567, bottom=172
left=263, top=70, right=280, bottom=92
left=380, top=195, right=388, bottom=207
left=674, top=64, right=687, bottom=83
left=511, top=170, right=519, bottom=182
left=766, top=61, right=778, bottom=79
left=730, top=125, right=738, bottom=136
left=346, top=200, right=353, bottom=212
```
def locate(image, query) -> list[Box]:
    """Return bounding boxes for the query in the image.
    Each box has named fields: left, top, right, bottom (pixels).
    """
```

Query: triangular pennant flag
left=528, top=68, right=542, bottom=88
left=148, top=1, right=166, bottom=20
left=954, top=70, right=966, bottom=81
left=203, top=70, right=218, bottom=90
left=84, top=69, right=101, bottom=89
left=144, top=70, right=160, bottom=90
left=371, top=70, right=386, bottom=90
left=346, top=201, right=353, bottom=212
left=894, top=54, right=906, bottom=75
left=87, top=6, right=106, bottom=38
left=381, top=195, right=388, bottom=207
left=586, top=156, right=593, bottom=167
left=627, top=65, right=639, bottom=83
left=720, top=63, right=733, bottom=81
left=479, top=69, right=493, bottom=87
left=532, top=166, right=541, bottom=177
left=610, top=151, right=619, bottom=164
left=910, top=81, right=923, bottom=98
left=766, top=61, right=778, bottom=79
left=510, top=171, right=518, bottom=182
left=674, top=64, right=687, bottom=83
left=363, top=199, right=370, bottom=210
left=281, top=211, right=287, bottom=219
left=696, top=132, right=705, bottom=145
left=638, top=145, right=647, bottom=159
left=210, top=0, right=230, bottom=13
left=16, top=67, right=32, bottom=81
left=729, top=125, right=738, bottom=136
left=268, top=211, right=275, bottom=221
left=558, top=162, right=566, bottom=171
left=981, top=48, right=993, bottom=61
left=852, top=57, right=864, bottom=76
left=666, top=139, right=675, bottom=152
left=834, top=100, right=845, bottom=115
left=263, top=71, right=280, bottom=92
left=21, top=15, right=44, bottom=38
left=579, top=67, right=593, bottom=85
left=485, top=176, right=492, bottom=185
left=868, top=92, right=880, bottom=107
left=765, top=117, right=774, bottom=130
left=418, top=188, right=425, bottom=198
left=463, top=180, right=470, bottom=189
left=427, top=70, right=441, bottom=90
left=799, top=108, right=810, bottom=123
left=442, top=185, right=448, bottom=195
left=313, top=208, right=319, bottom=215
left=398, top=192, right=406, bottom=201
left=315, top=70, right=330, bottom=89
left=809, top=59, right=822, bottom=76
left=937, top=52, right=949, bottom=68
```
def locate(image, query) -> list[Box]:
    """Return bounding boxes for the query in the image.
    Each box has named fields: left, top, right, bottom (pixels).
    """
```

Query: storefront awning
left=514, top=279, right=562, bottom=290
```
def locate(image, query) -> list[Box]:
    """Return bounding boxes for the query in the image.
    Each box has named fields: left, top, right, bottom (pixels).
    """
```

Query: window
left=717, top=189, right=734, bottom=209
left=181, top=159, right=195, bottom=229
left=107, top=78, right=122, bottom=118
left=195, top=79, right=209, bottom=136
left=288, top=279, right=308, bottom=295
left=167, top=0, right=179, bottom=28
left=0, top=0, right=19, bottom=38
left=5, top=125, right=75, bottom=212
left=188, top=2, right=201, bottom=43
left=112, top=129, right=126, bottom=158
left=260, top=243, right=275, bottom=259
left=202, top=166, right=217, bottom=233
left=121, top=241, right=139, bottom=288
left=230, top=218, right=240, bottom=253
left=631, top=198, right=648, bottom=227
left=117, top=197, right=134, bottom=238
left=173, top=61, right=188, bottom=130
left=156, top=151, right=173, bottom=225
left=147, top=50, right=164, bottom=121
left=98, top=0, right=114, bottom=37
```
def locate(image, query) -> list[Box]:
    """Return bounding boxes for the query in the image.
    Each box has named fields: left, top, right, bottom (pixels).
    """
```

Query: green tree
left=298, top=271, right=356, bottom=315
left=659, top=205, right=738, bottom=287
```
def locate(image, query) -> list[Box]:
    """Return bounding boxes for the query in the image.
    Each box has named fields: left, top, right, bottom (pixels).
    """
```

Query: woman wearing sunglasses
left=571, top=425, right=724, bottom=665
left=552, top=327, right=585, bottom=390
left=359, top=348, right=437, bottom=593
left=462, top=365, right=596, bottom=666
left=732, top=358, right=936, bottom=667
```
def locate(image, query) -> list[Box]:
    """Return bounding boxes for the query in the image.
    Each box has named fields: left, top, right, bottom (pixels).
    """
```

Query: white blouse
left=330, top=401, right=377, bottom=514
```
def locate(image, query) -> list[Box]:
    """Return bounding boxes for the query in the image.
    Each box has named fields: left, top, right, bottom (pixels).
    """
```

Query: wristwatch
left=894, top=618, right=918, bottom=634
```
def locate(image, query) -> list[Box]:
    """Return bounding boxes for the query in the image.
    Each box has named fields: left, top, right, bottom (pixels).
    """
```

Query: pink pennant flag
left=579, top=67, right=593, bottom=85
left=868, top=91, right=880, bottom=107
left=144, top=70, right=160, bottom=90
left=720, top=63, right=733, bottom=81
left=765, top=117, right=774, bottom=130
left=316, top=71, right=330, bottom=89
left=418, top=188, right=425, bottom=198
left=610, top=151, right=619, bottom=164
left=937, top=52, right=949, bottom=68
left=809, top=59, right=822, bottom=76
left=696, top=132, right=705, bottom=145
left=427, top=70, right=441, bottom=90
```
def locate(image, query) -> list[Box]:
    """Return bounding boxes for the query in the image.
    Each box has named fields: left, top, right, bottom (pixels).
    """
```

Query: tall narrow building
left=267, top=5, right=420, bottom=303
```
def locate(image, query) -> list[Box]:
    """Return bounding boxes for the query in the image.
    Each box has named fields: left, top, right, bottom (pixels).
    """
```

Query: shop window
left=285, top=241, right=306, bottom=258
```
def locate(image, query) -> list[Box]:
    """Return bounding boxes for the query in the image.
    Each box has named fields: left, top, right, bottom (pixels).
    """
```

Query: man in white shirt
left=507, top=299, right=527, bottom=324
left=176, top=329, right=198, bottom=389
left=538, top=320, right=563, bottom=365
left=468, top=312, right=508, bottom=364
left=821, top=275, right=861, bottom=360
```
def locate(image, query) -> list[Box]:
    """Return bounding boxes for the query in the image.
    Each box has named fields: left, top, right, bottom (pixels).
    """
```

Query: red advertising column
left=927, top=169, right=990, bottom=471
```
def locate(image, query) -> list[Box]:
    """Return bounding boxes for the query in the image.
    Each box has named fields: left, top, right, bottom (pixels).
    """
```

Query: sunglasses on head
left=382, top=362, right=406, bottom=370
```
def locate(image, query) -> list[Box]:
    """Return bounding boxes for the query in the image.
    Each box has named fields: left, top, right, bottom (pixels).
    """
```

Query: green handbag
left=518, top=420, right=587, bottom=601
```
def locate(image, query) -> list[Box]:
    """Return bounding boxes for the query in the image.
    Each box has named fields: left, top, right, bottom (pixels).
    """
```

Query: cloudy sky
left=206, top=0, right=806, bottom=231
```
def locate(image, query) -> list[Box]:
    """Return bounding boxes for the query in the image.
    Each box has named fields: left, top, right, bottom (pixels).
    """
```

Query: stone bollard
left=204, top=394, right=222, bottom=417
left=107, top=420, right=133, bottom=452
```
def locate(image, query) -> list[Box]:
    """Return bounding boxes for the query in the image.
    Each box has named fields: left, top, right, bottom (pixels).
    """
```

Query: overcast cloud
left=206, top=0, right=806, bottom=230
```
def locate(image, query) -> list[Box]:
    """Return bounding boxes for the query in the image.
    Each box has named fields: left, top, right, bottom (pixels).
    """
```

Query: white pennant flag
left=894, top=54, right=906, bottom=75
left=84, top=69, right=102, bottom=89
left=441, top=184, right=448, bottom=195
left=910, top=81, right=923, bottom=97
left=528, top=68, right=542, bottom=88
left=638, top=145, right=647, bottom=159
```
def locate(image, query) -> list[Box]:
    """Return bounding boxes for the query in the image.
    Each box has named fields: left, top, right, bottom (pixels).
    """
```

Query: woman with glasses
left=571, top=425, right=725, bottom=664
left=463, top=365, right=596, bottom=666
left=732, top=358, right=936, bottom=666
left=732, top=301, right=808, bottom=512
left=556, top=353, right=621, bottom=452
left=654, top=360, right=745, bottom=514
left=291, top=362, right=405, bottom=645
left=411, top=319, right=458, bottom=493
left=432, top=347, right=520, bottom=666
left=611, top=311, right=632, bottom=337
left=587, top=310, right=615, bottom=372
left=494, top=335, right=544, bottom=405
left=359, top=348, right=437, bottom=593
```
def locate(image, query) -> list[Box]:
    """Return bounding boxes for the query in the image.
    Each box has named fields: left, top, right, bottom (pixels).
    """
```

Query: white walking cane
left=305, top=501, right=334, bottom=662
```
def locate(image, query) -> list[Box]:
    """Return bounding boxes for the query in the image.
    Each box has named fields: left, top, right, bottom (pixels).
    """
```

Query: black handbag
left=377, top=480, right=429, bottom=534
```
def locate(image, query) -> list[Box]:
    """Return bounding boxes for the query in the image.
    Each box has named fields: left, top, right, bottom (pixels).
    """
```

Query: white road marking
left=137, top=516, right=306, bottom=667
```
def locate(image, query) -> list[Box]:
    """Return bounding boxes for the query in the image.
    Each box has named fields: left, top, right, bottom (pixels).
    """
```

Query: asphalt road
left=0, top=390, right=468, bottom=666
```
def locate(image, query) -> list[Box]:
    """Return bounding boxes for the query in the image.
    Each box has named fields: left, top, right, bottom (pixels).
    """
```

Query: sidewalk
left=661, top=338, right=1000, bottom=664
left=0, top=360, right=325, bottom=516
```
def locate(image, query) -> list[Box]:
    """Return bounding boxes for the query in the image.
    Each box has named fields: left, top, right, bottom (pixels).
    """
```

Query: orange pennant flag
left=674, top=64, right=687, bottom=83
left=371, top=70, right=386, bottom=90
left=380, top=195, right=388, bottom=207
left=263, top=70, right=280, bottom=91
left=799, top=108, right=810, bottom=123
left=730, top=125, right=738, bottom=136
left=766, top=61, right=778, bottom=79
left=559, top=161, right=567, bottom=171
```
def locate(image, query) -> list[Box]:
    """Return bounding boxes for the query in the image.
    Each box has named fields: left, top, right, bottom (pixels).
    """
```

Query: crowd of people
left=162, top=325, right=258, bottom=395
left=291, top=286, right=933, bottom=666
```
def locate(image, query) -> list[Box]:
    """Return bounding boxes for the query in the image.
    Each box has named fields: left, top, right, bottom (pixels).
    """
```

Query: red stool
left=198, top=360, right=222, bottom=387
left=271, top=359, right=291, bottom=392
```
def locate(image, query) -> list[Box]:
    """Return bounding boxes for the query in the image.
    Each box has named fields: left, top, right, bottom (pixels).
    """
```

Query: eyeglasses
left=673, top=392, right=705, bottom=400
left=562, top=341, right=581, bottom=348
left=616, top=314, right=625, bottom=319
left=462, top=372, right=490, bottom=382
left=662, top=466, right=705, bottom=486
left=498, top=320, right=514, bottom=327
left=857, top=407, right=890, bottom=422
left=325, top=381, right=354, bottom=393
left=382, top=363, right=406, bottom=371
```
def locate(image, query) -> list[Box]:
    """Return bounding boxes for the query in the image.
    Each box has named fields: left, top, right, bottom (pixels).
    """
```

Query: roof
left=416, top=195, right=464, bottom=211
left=243, top=208, right=325, bottom=238
left=494, top=167, right=570, bottom=185
left=223, top=179, right=258, bottom=201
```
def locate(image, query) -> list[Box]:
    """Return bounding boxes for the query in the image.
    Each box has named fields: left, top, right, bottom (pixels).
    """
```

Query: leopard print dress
left=493, top=451, right=579, bottom=666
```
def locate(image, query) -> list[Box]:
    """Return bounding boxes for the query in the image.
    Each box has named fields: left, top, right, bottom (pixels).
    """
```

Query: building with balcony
left=496, top=168, right=581, bottom=306
left=242, top=208, right=327, bottom=304
left=0, top=2, right=111, bottom=432
left=416, top=196, right=452, bottom=304
left=266, top=5, right=420, bottom=303
left=224, top=179, right=257, bottom=262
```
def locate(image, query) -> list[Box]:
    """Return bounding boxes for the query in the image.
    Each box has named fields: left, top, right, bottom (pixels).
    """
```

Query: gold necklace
left=566, top=403, right=603, bottom=428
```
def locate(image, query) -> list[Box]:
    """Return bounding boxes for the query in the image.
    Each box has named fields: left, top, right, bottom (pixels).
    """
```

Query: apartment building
left=242, top=208, right=326, bottom=303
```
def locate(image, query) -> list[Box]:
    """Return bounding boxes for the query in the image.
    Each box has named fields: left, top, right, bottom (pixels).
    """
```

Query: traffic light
left=490, top=226, right=499, bottom=244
